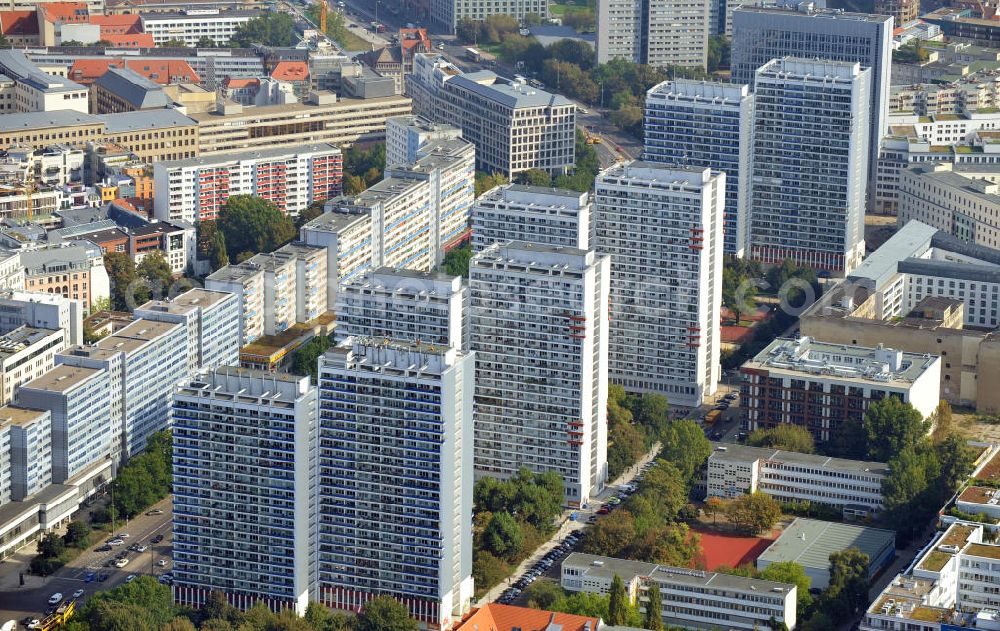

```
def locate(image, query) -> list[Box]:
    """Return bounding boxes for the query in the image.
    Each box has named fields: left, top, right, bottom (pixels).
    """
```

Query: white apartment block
left=887, top=112, right=1000, bottom=145
left=6, top=406, right=53, bottom=502
left=596, top=0, right=710, bottom=69
left=205, top=264, right=265, bottom=345
left=706, top=443, right=888, bottom=517
left=862, top=522, right=1000, bottom=631
left=317, top=338, right=475, bottom=629
left=16, top=363, right=111, bottom=483
left=247, top=252, right=297, bottom=338
left=594, top=162, right=723, bottom=407
left=0, top=326, right=66, bottom=406
left=741, top=336, right=941, bottom=442
left=385, top=115, right=463, bottom=167
left=562, top=553, right=797, bottom=631
left=139, top=9, right=254, bottom=47
left=410, top=57, right=576, bottom=179
left=899, top=163, right=1000, bottom=252
left=172, top=368, right=317, bottom=615
left=644, top=80, right=753, bottom=257
left=299, top=212, right=372, bottom=311
left=431, top=0, right=546, bottom=33
left=153, top=143, right=344, bottom=223
left=471, top=184, right=591, bottom=252
left=0, top=291, right=83, bottom=347
left=336, top=268, right=466, bottom=350
left=134, top=288, right=241, bottom=373
left=0, top=422, right=8, bottom=505
left=470, top=242, right=610, bottom=506
left=750, top=58, right=871, bottom=274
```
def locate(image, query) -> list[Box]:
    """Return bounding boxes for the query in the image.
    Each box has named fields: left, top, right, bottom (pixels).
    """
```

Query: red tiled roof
left=0, top=10, right=39, bottom=36
left=455, top=604, right=601, bottom=631
left=39, top=2, right=89, bottom=23
left=399, top=27, right=431, bottom=52
left=91, top=13, right=143, bottom=34
left=68, top=58, right=200, bottom=85
left=100, top=32, right=154, bottom=48
left=270, top=60, right=308, bottom=81
left=223, top=77, right=259, bottom=89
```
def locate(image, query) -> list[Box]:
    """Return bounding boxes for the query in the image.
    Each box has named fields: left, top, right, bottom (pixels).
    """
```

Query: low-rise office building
left=90, top=66, right=170, bottom=114
left=899, top=163, right=1000, bottom=251
left=0, top=50, right=88, bottom=114
left=139, top=8, right=254, bottom=46
left=741, top=337, right=941, bottom=442
left=471, top=184, right=590, bottom=252
left=0, top=326, right=66, bottom=405
left=562, top=552, right=797, bottom=631
left=706, top=443, right=888, bottom=517
left=0, top=290, right=83, bottom=346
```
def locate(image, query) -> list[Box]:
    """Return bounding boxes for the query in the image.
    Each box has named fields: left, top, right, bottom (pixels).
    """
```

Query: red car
left=597, top=507, right=609, bottom=515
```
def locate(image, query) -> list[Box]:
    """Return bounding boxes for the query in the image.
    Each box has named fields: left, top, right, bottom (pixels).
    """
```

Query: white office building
left=470, top=242, right=609, bottom=506
left=317, top=338, right=475, bottom=629
left=899, top=163, right=1000, bottom=251
left=471, top=184, right=591, bottom=252
left=706, top=443, right=888, bottom=517
left=430, top=0, right=546, bottom=33
left=644, top=80, right=753, bottom=257
left=409, top=56, right=576, bottom=179
left=750, top=58, right=871, bottom=274
left=139, top=9, right=255, bottom=47
left=596, top=0, right=711, bottom=69
left=336, top=268, right=466, bottom=350
left=134, top=288, right=241, bottom=372
left=16, top=364, right=111, bottom=483
left=385, top=115, right=463, bottom=168
left=299, top=211, right=372, bottom=311
left=172, top=368, right=317, bottom=615
left=0, top=326, right=66, bottom=406
left=731, top=5, right=893, bottom=197
left=593, top=162, right=723, bottom=407
left=5, top=406, right=52, bottom=502
left=562, top=552, right=797, bottom=631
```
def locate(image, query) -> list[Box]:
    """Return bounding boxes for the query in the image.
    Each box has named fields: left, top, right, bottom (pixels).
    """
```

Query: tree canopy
left=747, top=424, right=815, bottom=454
left=863, top=397, right=929, bottom=462
left=725, top=492, right=782, bottom=536
left=217, top=195, right=296, bottom=262
left=229, top=12, right=296, bottom=47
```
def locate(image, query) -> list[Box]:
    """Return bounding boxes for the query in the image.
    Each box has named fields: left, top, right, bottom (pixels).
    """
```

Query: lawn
left=336, top=29, right=372, bottom=52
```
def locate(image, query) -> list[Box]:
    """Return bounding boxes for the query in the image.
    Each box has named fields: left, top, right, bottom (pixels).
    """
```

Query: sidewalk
left=474, top=442, right=662, bottom=607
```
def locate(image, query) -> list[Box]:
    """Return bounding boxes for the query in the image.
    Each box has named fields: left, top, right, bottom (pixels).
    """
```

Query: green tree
left=607, top=421, right=645, bottom=479
left=355, top=596, right=418, bottom=631
left=562, top=8, right=596, bottom=32
left=196, top=35, right=216, bottom=48
left=137, top=250, right=174, bottom=293
left=81, top=576, right=177, bottom=630
left=936, top=433, right=976, bottom=492
left=747, top=424, right=815, bottom=454
left=581, top=510, right=637, bottom=557
left=552, top=592, right=610, bottom=619
left=707, top=35, right=730, bottom=72
left=722, top=265, right=758, bottom=324
left=163, top=38, right=187, bottom=47
left=290, top=336, right=331, bottom=383
left=631, top=393, right=669, bottom=439
left=64, top=520, right=91, bottom=548
left=472, top=551, right=510, bottom=594
left=475, top=171, right=509, bottom=197
left=931, top=400, right=955, bottom=442
left=524, top=580, right=566, bottom=609
left=441, top=243, right=472, bottom=278
left=643, top=583, right=664, bottom=631
left=456, top=17, right=480, bottom=43
left=759, top=561, right=813, bottom=612
left=629, top=522, right=700, bottom=567
left=344, top=174, right=367, bottom=195
left=725, top=492, right=781, bottom=536
left=39, top=531, right=66, bottom=558
left=660, top=420, right=711, bottom=484
left=229, top=12, right=296, bottom=47
left=608, top=574, right=629, bottom=625
left=634, top=460, right=687, bottom=522
left=305, top=603, right=353, bottom=631
left=217, top=195, right=296, bottom=261
left=822, top=549, right=870, bottom=619
left=828, top=414, right=867, bottom=460
left=483, top=511, right=523, bottom=560
left=297, top=202, right=326, bottom=228
left=864, top=397, right=928, bottom=461
left=105, top=251, right=138, bottom=311
left=197, top=220, right=229, bottom=272
left=516, top=168, right=552, bottom=187
left=800, top=613, right=835, bottom=631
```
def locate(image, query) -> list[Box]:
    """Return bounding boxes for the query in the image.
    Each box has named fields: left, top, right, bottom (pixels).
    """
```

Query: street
left=475, top=442, right=662, bottom=607
left=0, top=496, right=173, bottom=624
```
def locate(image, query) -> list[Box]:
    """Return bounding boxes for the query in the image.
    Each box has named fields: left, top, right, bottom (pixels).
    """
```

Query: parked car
left=135, top=545, right=149, bottom=553
left=22, top=617, right=40, bottom=630
left=146, top=509, right=163, bottom=516
left=151, top=535, right=164, bottom=544
left=84, top=571, right=96, bottom=582
left=96, top=545, right=112, bottom=552
left=117, top=533, right=130, bottom=538
left=72, top=589, right=85, bottom=599
left=108, top=538, right=124, bottom=546
left=97, top=573, right=109, bottom=582
left=157, top=559, right=168, bottom=567
left=48, top=593, right=63, bottom=606
left=125, top=575, right=136, bottom=583
left=597, top=507, right=609, bottom=514
left=115, top=558, right=129, bottom=568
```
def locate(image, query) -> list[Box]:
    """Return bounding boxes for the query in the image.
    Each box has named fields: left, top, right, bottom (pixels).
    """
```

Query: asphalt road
left=0, top=497, right=173, bottom=625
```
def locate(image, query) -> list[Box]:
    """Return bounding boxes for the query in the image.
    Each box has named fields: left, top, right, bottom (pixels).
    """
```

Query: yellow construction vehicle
left=37, top=599, right=76, bottom=630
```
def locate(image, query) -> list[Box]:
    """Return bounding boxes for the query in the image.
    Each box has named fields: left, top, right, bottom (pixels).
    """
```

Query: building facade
left=644, top=79, right=753, bottom=257
left=593, top=162, right=723, bottom=407
left=470, top=242, right=609, bottom=506
left=5, top=406, right=53, bottom=502
left=471, top=184, right=590, bottom=252
left=139, top=9, right=253, bottom=46
left=0, top=326, right=66, bottom=406
left=740, top=337, right=941, bottom=442
left=385, top=115, right=463, bottom=167
left=317, top=338, right=475, bottom=629
left=749, top=58, right=871, bottom=274
left=899, top=163, right=1000, bottom=251
left=596, top=0, right=710, bottom=69
left=172, top=368, right=317, bottom=615
left=153, top=144, right=343, bottom=223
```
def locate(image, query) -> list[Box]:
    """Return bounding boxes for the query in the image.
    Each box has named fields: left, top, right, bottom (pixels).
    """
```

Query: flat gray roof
left=301, top=210, right=371, bottom=234
left=709, top=442, right=889, bottom=475
left=95, top=109, right=197, bottom=132
left=95, top=67, right=170, bottom=110
left=758, top=518, right=896, bottom=570
left=447, top=72, right=575, bottom=109
left=848, top=220, right=937, bottom=288
left=156, top=142, right=340, bottom=169
left=0, top=110, right=101, bottom=131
